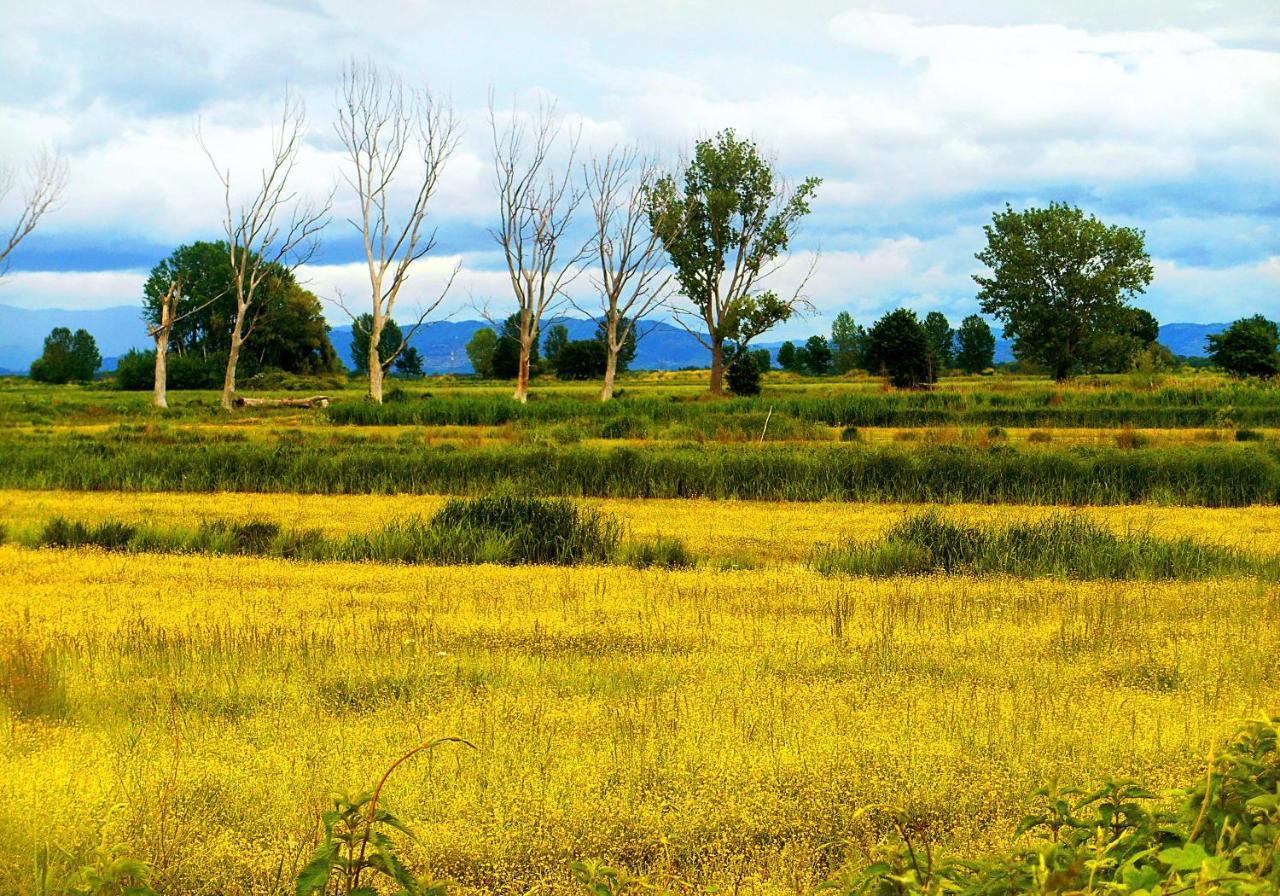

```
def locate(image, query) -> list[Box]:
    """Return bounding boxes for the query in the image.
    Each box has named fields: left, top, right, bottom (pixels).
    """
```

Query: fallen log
left=232, top=395, right=330, bottom=409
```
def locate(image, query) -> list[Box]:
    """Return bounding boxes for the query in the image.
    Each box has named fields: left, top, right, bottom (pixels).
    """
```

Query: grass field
left=0, top=372, right=1277, bottom=895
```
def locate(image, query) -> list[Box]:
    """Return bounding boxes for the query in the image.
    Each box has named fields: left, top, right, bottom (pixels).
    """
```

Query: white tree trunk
left=153, top=334, right=169, bottom=409
left=601, top=348, right=618, bottom=401
left=368, top=317, right=385, bottom=404
left=514, top=340, right=531, bottom=403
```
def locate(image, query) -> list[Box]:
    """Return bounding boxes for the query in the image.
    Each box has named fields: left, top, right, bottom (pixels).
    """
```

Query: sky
left=0, top=0, right=1277, bottom=338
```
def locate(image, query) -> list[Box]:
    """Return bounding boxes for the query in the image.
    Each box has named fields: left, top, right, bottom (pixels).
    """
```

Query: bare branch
left=488, top=91, right=590, bottom=402
left=197, top=89, right=332, bottom=409
left=0, top=149, right=68, bottom=276
left=335, top=57, right=461, bottom=401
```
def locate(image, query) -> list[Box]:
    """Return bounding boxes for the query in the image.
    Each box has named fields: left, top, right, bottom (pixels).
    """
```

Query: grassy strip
left=816, top=510, right=1279, bottom=579
left=3, top=430, right=1280, bottom=505
left=326, top=387, right=1280, bottom=429
left=13, top=497, right=697, bottom=569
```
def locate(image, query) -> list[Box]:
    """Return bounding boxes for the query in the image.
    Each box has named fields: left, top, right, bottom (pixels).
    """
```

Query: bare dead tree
left=146, top=277, right=224, bottom=409
left=334, top=59, right=461, bottom=403
left=198, top=91, right=331, bottom=410
left=578, top=147, right=673, bottom=401
left=0, top=149, right=68, bottom=276
left=488, top=94, right=589, bottom=402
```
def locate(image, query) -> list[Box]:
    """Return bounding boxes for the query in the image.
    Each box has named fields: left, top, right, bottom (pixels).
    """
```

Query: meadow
left=1, top=370, right=1278, bottom=895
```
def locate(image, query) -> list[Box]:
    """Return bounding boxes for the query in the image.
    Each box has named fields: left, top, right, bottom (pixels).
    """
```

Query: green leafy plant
left=35, top=830, right=158, bottom=896
left=297, top=737, right=474, bottom=896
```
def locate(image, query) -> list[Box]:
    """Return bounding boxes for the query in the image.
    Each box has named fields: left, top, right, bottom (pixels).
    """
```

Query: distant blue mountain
left=0, top=304, right=149, bottom=375
left=0, top=304, right=1233, bottom=376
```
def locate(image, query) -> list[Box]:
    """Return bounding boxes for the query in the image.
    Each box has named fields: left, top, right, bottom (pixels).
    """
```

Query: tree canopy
left=30, top=327, right=101, bottom=384
left=1207, top=315, right=1280, bottom=379
left=864, top=309, right=936, bottom=389
left=955, top=315, right=996, bottom=374
left=974, top=203, right=1154, bottom=380
left=144, top=240, right=339, bottom=381
left=649, top=129, right=819, bottom=394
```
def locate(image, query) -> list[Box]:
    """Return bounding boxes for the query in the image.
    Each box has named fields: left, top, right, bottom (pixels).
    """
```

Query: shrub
left=839, top=426, right=861, bottom=442
left=725, top=351, right=762, bottom=396
left=1115, top=428, right=1151, bottom=449
left=113, top=348, right=156, bottom=391
left=429, top=496, right=620, bottom=565
left=1237, top=428, right=1265, bottom=442
left=1027, top=430, right=1053, bottom=443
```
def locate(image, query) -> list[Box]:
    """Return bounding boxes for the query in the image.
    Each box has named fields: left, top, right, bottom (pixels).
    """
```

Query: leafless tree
left=579, top=147, right=673, bottom=400
left=488, top=94, right=589, bottom=402
left=198, top=92, right=331, bottom=410
left=334, top=59, right=461, bottom=403
left=0, top=149, right=68, bottom=276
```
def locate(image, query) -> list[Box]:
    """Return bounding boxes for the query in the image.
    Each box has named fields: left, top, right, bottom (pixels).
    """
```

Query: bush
left=725, top=351, right=762, bottom=396
left=113, top=348, right=156, bottom=391
left=839, top=426, right=861, bottom=442
left=1237, top=428, right=1265, bottom=442
left=429, top=496, right=620, bottom=565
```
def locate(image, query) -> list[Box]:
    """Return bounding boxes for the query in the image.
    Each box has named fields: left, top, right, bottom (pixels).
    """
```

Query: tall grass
left=3, top=430, right=1278, bottom=505
left=20, top=497, right=623, bottom=567
left=815, top=510, right=1278, bottom=579
left=325, top=384, right=1280, bottom=429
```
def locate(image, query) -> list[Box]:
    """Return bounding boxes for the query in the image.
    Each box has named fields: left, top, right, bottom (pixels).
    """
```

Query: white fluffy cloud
left=1, top=1, right=1277, bottom=326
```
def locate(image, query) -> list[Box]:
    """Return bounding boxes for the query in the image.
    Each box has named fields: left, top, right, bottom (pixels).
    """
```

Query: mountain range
left=0, top=303, right=1226, bottom=375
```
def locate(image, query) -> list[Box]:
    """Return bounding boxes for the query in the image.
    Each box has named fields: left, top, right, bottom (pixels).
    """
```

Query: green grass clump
left=816, top=510, right=1274, bottom=580
left=620, top=536, right=696, bottom=569
left=21, top=498, right=623, bottom=567
left=429, top=495, right=620, bottom=565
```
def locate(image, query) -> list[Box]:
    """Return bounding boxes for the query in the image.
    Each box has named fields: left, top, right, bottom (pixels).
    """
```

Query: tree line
left=5, top=64, right=1279, bottom=400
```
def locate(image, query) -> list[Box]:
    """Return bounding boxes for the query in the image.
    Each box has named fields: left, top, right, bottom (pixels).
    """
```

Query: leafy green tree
left=649, top=130, right=820, bottom=394
left=250, top=280, right=341, bottom=374
left=725, top=349, right=762, bottom=396
left=801, top=335, right=833, bottom=375
left=113, top=348, right=155, bottom=390
left=776, top=341, right=799, bottom=372
left=542, top=324, right=571, bottom=368
left=975, top=203, right=1154, bottom=380
left=864, top=309, right=936, bottom=389
left=830, top=311, right=864, bottom=374
left=351, top=315, right=403, bottom=375
left=552, top=340, right=608, bottom=380
left=30, top=327, right=101, bottom=383
left=595, top=317, right=636, bottom=373
left=393, top=346, right=425, bottom=378
left=955, top=315, right=996, bottom=373
left=1207, top=315, right=1280, bottom=379
left=493, top=314, right=540, bottom=380
left=144, top=240, right=337, bottom=376
left=465, top=327, right=498, bottom=378
left=751, top=348, right=772, bottom=373
left=923, top=312, right=954, bottom=373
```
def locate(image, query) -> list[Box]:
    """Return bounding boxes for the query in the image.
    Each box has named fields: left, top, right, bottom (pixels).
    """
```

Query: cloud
left=1, top=1, right=1277, bottom=328
left=0, top=269, right=148, bottom=311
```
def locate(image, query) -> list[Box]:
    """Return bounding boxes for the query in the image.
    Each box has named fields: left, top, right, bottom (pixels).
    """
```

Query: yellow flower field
left=1, top=542, right=1277, bottom=894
